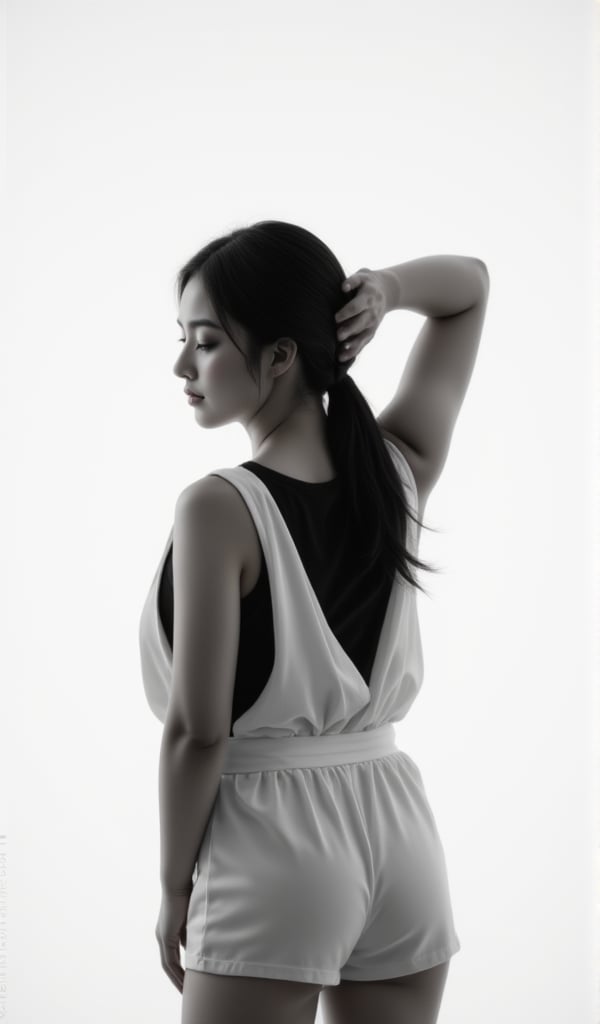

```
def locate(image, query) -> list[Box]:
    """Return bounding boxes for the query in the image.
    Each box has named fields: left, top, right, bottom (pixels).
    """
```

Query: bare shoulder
left=378, top=427, right=431, bottom=513
left=175, top=473, right=252, bottom=565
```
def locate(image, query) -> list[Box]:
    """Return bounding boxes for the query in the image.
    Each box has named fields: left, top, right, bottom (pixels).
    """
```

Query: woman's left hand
left=155, top=885, right=193, bottom=993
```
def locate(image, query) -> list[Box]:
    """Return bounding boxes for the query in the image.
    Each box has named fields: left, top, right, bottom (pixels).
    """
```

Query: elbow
left=473, top=257, right=490, bottom=282
left=470, top=258, right=490, bottom=301
left=164, top=713, right=227, bottom=749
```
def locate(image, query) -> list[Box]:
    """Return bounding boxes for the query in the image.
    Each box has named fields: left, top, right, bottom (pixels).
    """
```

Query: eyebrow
left=176, top=318, right=223, bottom=330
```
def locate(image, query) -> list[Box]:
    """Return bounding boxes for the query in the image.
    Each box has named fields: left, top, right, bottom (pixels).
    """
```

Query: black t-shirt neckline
left=240, top=460, right=339, bottom=488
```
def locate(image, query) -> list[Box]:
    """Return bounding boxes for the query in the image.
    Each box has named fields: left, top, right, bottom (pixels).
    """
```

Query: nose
left=173, top=360, right=191, bottom=381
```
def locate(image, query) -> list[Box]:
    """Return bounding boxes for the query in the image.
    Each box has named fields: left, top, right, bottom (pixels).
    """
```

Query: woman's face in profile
left=173, top=273, right=259, bottom=429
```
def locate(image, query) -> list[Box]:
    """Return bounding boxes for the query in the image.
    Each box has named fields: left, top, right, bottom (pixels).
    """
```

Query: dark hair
left=174, top=220, right=438, bottom=595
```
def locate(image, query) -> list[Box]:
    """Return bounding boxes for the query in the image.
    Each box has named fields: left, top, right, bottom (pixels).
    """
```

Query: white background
left=2, top=0, right=598, bottom=1021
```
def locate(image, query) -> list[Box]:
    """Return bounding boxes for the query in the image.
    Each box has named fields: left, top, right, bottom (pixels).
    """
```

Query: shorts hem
left=339, top=937, right=461, bottom=983
left=185, top=954, right=339, bottom=986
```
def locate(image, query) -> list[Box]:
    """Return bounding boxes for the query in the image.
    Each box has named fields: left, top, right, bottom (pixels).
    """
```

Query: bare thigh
left=321, top=960, right=451, bottom=1024
left=182, top=970, right=324, bottom=1024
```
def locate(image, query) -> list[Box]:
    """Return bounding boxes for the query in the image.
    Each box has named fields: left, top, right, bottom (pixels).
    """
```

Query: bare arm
left=376, top=255, right=490, bottom=501
left=380, top=254, right=488, bottom=318
left=159, top=727, right=227, bottom=893
left=158, top=477, right=242, bottom=893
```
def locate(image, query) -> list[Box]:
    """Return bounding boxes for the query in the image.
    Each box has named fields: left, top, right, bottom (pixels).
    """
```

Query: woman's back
left=140, top=437, right=424, bottom=736
left=157, top=460, right=396, bottom=737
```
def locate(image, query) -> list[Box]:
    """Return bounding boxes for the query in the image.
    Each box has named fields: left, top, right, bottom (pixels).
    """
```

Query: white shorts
left=184, top=724, right=461, bottom=986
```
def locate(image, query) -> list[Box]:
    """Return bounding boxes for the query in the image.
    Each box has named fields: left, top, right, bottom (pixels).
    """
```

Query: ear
left=270, top=336, right=298, bottom=376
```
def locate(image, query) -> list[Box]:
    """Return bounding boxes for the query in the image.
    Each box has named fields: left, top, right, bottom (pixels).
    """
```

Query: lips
left=185, top=389, right=203, bottom=397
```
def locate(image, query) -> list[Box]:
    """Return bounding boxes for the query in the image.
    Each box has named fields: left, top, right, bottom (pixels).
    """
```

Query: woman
left=138, top=220, right=490, bottom=1024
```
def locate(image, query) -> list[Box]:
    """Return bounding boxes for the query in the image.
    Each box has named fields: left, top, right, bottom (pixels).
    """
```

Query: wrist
left=377, top=267, right=400, bottom=315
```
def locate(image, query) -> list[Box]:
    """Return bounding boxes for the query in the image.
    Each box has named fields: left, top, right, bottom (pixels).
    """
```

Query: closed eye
left=177, top=340, right=217, bottom=351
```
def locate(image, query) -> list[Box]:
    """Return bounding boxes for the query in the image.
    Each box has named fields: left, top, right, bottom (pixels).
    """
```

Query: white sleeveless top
left=138, top=437, right=424, bottom=738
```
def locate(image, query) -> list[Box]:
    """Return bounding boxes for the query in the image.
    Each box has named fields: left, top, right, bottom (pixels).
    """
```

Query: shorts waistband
left=221, top=723, right=398, bottom=774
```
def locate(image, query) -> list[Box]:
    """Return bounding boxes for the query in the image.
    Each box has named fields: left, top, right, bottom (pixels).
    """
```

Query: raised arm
left=376, top=255, right=490, bottom=503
